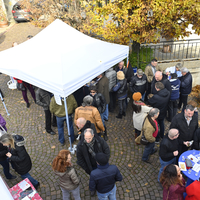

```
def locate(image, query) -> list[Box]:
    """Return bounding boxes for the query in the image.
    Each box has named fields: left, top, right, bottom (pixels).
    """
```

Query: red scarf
left=152, top=120, right=158, bottom=138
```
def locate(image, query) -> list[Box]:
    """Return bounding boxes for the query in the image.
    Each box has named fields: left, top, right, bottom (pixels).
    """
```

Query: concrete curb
left=0, top=20, right=16, bottom=37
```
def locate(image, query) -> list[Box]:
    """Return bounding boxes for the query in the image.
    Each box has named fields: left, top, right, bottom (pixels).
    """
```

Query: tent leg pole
left=0, top=93, right=10, bottom=116
left=64, top=97, right=73, bottom=153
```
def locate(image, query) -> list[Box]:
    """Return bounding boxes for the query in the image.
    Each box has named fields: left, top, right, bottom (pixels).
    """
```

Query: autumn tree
left=20, top=0, right=85, bottom=30
left=82, top=0, right=200, bottom=45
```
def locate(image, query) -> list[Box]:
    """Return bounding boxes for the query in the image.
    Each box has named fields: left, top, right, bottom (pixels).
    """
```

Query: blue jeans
left=56, top=115, right=74, bottom=144
left=102, top=104, right=109, bottom=121
left=142, top=142, right=155, bottom=161
left=0, top=159, right=13, bottom=179
left=61, top=185, right=81, bottom=200
left=97, top=185, right=116, bottom=200
left=142, top=92, right=145, bottom=101
left=158, top=157, right=176, bottom=182
left=118, top=99, right=126, bottom=115
left=21, top=172, right=38, bottom=187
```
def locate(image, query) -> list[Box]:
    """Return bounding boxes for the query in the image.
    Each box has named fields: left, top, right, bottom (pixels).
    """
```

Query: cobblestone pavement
left=0, top=23, right=165, bottom=200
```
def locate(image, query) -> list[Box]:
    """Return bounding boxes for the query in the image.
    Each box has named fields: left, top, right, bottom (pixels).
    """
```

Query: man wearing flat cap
left=89, top=152, right=122, bottom=198
left=129, top=69, right=148, bottom=101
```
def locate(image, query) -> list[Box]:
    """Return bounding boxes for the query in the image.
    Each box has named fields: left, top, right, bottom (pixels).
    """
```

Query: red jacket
left=185, top=180, right=200, bottom=200
left=163, top=178, right=185, bottom=200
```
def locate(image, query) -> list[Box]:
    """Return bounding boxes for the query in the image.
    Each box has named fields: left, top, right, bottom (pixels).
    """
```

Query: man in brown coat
left=96, top=74, right=110, bottom=121
left=74, top=95, right=105, bottom=136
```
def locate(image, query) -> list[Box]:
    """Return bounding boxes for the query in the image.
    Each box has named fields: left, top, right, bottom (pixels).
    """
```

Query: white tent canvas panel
left=0, top=19, right=129, bottom=97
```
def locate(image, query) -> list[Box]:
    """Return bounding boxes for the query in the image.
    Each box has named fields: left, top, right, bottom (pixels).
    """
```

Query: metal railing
left=137, top=39, right=200, bottom=68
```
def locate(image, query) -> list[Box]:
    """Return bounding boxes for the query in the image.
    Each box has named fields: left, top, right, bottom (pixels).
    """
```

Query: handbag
left=140, top=117, right=149, bottom=145
left=17, top=82, right=25, bottom=91
left=140, top=132, right=149, bottom=145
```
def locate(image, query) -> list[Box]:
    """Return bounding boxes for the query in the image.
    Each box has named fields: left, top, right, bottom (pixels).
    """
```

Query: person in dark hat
left=129, top=69, right=148, bottom=101
left=89, top=152, right=122, bottom=198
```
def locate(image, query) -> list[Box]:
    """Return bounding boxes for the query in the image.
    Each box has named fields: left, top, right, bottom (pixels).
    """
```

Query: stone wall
left=158, top=60, right=200, bottom=87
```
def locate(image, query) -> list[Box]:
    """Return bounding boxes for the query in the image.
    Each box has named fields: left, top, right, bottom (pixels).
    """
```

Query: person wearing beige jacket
left=74, top=95, right=105, bottom=136
left=135, top=108, right=160, bottom=164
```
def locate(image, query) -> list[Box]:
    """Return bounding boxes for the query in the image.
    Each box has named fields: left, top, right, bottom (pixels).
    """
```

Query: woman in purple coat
left=160, top=164, right=186, bottom=200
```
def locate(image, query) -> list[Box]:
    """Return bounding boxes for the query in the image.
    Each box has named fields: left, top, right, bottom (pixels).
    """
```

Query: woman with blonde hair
left=52, top=150, right=81, bottom=200
left=0, top=133, right=39, bottom=189
left=160, top=164, right=185, bottom=200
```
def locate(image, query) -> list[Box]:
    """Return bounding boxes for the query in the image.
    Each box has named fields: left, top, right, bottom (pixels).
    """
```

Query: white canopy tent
left=0, top=19, right=129, bottom=97
left=0, top=19, right=129, bottom=152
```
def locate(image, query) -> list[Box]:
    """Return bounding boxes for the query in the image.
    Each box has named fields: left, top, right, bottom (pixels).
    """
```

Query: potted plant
left=0, top=2, right=8, bottom=28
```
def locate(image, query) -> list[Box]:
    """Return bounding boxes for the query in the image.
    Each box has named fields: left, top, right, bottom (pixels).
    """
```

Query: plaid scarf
left=84, top=137, right=96, bottom=158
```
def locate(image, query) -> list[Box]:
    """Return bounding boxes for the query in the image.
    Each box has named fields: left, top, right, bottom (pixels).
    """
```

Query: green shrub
left=128, top=47, right=154, bottom=71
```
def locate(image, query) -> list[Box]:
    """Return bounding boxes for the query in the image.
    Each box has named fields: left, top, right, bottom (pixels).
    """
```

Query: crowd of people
left=0, top=55, right=200, bottom=200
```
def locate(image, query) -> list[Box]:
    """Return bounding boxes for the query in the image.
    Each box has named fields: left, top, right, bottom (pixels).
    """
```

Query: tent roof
left=0, top=19, right=129, bottom=97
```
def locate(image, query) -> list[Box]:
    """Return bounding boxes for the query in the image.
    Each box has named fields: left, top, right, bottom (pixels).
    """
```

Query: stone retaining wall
left=158, top=60, right=200, bottom=87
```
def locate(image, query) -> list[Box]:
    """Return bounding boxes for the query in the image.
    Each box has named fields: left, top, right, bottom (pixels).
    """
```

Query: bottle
left=168, top=71, right=171, bottom=80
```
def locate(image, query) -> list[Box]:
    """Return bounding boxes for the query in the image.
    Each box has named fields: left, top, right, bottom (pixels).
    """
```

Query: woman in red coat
left=185, top=180, right=200, bottom=200
left=160, top=164, right=186, bottom=200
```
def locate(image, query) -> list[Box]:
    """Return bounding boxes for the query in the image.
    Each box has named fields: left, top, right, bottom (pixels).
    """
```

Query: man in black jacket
left=89, top=152, right=122, bottom=198
left=89, top=85, right=108, bottom=141
left=36, top=88, right=56, bottom=135
left=158, top=129, right=180, bottom=182
left=178, top=67, right=192, bottom=111
left=170, top=104, right=198, bottom=154
left=129, top=69, right=148, bottom=100
left=148, top=82, right=170, bottom=141
left=76, top=128, right=110, bottom=175
left=151, top=71, right=171, bottom=95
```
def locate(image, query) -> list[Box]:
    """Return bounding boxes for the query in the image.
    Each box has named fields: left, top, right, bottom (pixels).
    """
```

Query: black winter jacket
left=159, top=134, right=180, bottom=162
left=89, top=163, right=123, bottom=193
left=10, top=135, right=32, bottom=175
left=0, top=142, right=8, bottom=162
left=91, top=93, right=106, bottom=114
left=129, top=74, right=148, bottom=95
left=151, top=75, right=172, bottom=95
left=76, top=136, right=110, bottom=175
left=170, top=112, right=198, bottom=143
left=193, top=128, right=200, bottom=150
left=36, top=88, right=51, bottom=110
left=179, top=72, right=192, bottom=95
left=148, top=88, right=170, bottom=120
left=115, top=62, right=133, bottom=83
left=116, top=79, right=128, bottom=99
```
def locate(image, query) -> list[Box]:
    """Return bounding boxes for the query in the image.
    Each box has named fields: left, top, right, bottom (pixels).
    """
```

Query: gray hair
left=180, top=67, right=189, bottom=73
left=175, top=63, right=183, bottom=69
left=82, top=95, right=93, bottom=107
left=149, top=108, right=160, bottom=117
left=185, top=104, right=194, bottom=111
left=84, top=128, right=94, bottom=136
